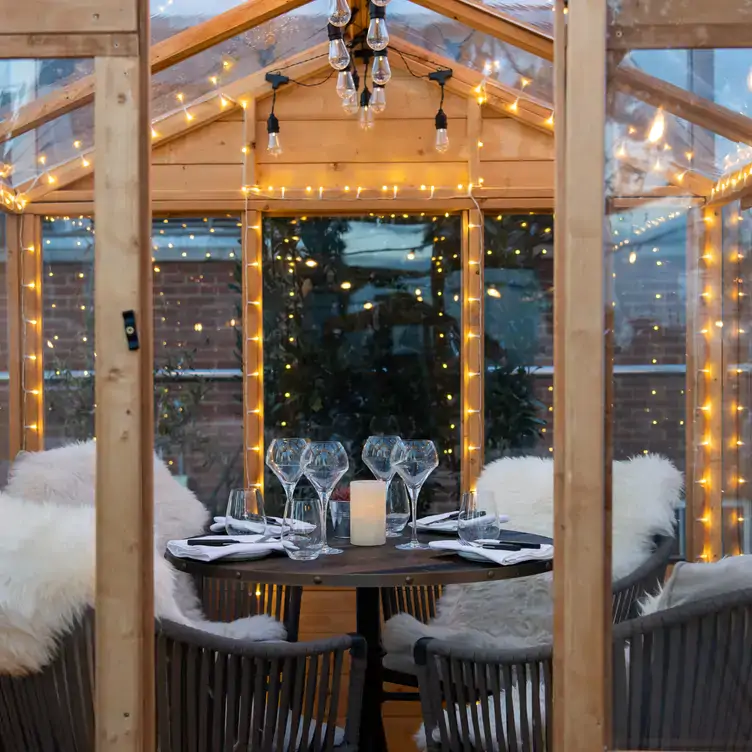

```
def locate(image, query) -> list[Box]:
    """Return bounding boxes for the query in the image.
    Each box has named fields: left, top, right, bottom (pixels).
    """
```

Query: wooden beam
left=243, top=210, right=264, bottom=491
left=0, top=0, right=313, bottom=144
left=408, top=0, right=553, bottom=60
left=709, top=159, right=752, bottom=206
left=94, top=0, right=154, bottom=747
left=614, top=66, right=752, bottom=148
left=6, top=215, right=23, bottom=459
left=554, top=1, right=610, bottom=751
left=18, top=44, right=328, bottom=202
left=616, top=153, right=714, bottom=197
left=0, top=0, right=136, bottom=34
left=609, top=0, right=752, bottom=49
left=0, top=33, right=138, bottom=58
left=389, top=36, right=554, bottom=134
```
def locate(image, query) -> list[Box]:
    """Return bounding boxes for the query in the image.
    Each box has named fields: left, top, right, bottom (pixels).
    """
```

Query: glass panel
left=473, top=0, right=553, bottom=35
left=41, top=215, right=242, bottom=514
left=262, top=213, right=462, bottom=515
left=483, top=213, right=552, bottom=463
left=388, top=0, right=553, bottom=103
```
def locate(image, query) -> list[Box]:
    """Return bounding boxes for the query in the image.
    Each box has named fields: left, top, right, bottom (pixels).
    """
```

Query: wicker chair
left=414, top=587, right=752, bottom=751
left=0, top=609, right=366, bottom=752
left=380, top=533, right=674, bottom=694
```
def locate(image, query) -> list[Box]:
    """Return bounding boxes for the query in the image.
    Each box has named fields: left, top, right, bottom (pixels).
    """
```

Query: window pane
left=42, top=215, right=242, bottom=513
left=262, top=214, right=462, bottom=515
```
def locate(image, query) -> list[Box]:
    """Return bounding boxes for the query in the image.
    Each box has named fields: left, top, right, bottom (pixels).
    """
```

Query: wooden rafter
left=0, top=0, right=312, bottom=144
left=614, top=66, right=752, bottom=147
left=18, top=43, right=328, bottom=202
left=707, top=158, right=752, bottom=206
left=617, top=152, right=714, bottom=197
left=407, top=0, right=553, bottom=60
left=389, top=36, right=554, bottom=134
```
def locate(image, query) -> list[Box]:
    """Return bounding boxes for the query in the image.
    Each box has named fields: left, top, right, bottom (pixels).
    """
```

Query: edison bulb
left=327, top=0, right=351, bottom=27
left=367, top=17, right=389, bottom=50
left=328, top=38, right=350, bottom=70
left=359, top=105, right=375, bottom=130
left=267, top=131, right=283, bottom=156
left=336, top=70, right=356, bottom=98
left=371, top=53, right=391, bottom=85
left=370, top=85, right=386, bottom=113
left=371, top=0, right=391, bottom=6
left=342, top=90, right=360, bottom=115
left=435, top=128, right=449, bottom=153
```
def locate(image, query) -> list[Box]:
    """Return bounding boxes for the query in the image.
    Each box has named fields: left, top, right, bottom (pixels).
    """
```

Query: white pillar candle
left=350, top=480, right=387, bottom=546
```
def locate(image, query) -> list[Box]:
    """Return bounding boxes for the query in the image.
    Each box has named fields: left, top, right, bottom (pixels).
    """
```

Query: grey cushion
left=653, top=555, right=752, bottom=612
left=382, top=651, right=417, bottom=675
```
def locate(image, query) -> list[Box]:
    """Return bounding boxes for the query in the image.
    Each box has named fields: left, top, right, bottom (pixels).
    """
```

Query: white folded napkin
left=210, top=516, right=284, bottom=535
left=412, top=512, right=510, bottom=532
left=167, top=534, right=285, bottom=562
left=428, top=539, right=553, bottom=566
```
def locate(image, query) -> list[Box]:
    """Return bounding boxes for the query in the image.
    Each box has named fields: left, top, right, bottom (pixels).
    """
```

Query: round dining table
left=167, top=532, right=552, bottom=752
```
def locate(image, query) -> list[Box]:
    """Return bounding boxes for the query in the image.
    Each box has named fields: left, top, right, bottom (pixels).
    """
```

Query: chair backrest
left=0, top=610, right=366, bottom=752
left=195, top=576, right=303, bottom=641
left=415, top=587, right=752, bottom=751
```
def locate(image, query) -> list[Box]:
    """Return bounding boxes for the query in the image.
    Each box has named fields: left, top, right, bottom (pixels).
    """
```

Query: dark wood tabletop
left=166, top=531, right=553, bottom=588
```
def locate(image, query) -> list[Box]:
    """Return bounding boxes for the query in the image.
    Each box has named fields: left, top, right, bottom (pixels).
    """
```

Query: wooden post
left=243, top=210, right=264, bottom=491
left=93, top=0, right=154, bottom=747
left=553, top=1, right=611, bottom=751
left=461, top=208, right=484, bottom=493
left=6, top=213, right=44, bottom=458
left=461, top=97, right=484, bottom=492
left=692, top=206, right=724, bottom=562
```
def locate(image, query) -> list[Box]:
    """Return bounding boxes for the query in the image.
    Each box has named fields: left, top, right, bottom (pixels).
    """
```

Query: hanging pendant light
left=367, top=3, right=389, bottom=51
left=327, top=0, right=351, bottom=27
left=328, top=23, right=350, bottom=70
left=371, top=49, right=391, bottom=85
left=370, top=84, right=386, bottom=113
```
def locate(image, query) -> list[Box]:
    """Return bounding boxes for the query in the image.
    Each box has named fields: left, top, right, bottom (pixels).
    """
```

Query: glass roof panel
left=474, top=0, right=553, bottom=35
left=2, top=1, right=327, bottom=188
left=388, top=0, right=553, bottom=104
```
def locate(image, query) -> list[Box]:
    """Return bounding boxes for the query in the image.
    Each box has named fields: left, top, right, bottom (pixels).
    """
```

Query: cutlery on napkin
left=167, top=534, right=285, bottom=562
left=210, top=516, right=284, bottom=534
left=428, top=539, right=553, bottom=566
left=412, top=511, right=511, bottom=531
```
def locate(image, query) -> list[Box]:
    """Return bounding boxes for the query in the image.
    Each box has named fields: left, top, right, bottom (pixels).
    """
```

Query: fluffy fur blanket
left=384, top=454, right=682, bottom=656
left=0, top=443, right=285, bottom=674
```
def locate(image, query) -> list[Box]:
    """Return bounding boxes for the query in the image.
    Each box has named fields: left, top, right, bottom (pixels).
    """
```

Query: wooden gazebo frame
left=1, top=0, right=751, bottom=749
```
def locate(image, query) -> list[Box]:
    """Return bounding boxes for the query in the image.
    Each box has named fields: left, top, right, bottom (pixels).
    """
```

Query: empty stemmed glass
left=266, top=438, right=309, bottom=518
left=362, top=435, right=403, bottom=537
left=390, top=439, right=439, bottom=550
left=301, top=441, right=349, bottom=555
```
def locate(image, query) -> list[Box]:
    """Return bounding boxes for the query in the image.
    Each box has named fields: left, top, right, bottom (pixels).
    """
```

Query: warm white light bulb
left=336, top=70, right=356, bottom=98
left=342, top=91, right=360, bottom=115
left=435, top=128, right=449, bottom=153
left=371, top=53, right=391, bottom=85
left=370, top=85, right=386, bottom=113
left=328, top=38, right=350, bottom=70
left=327, top=0, right=351, bottom=26
left=267, top=132, right=282, bottom=156
left=647, top=109, right=665, bottom=144
left=359, top=105, right=375, bottom=130
left=367, top=17, right=389, bottom=50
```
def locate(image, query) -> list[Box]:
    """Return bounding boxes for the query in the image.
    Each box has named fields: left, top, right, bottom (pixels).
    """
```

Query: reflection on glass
left=41, top=216, right=243, bottom=513
left=262, top=214, right=462, bottom=515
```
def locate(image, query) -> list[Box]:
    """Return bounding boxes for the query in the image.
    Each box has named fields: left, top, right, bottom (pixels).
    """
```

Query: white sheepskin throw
left=383, top=454, right=682, bottom=656
left=0, top=493, right=286, bottom=675
left=6, top=441, right=210, bottom=622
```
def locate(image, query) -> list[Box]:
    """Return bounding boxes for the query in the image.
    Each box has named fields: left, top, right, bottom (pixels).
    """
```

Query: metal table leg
left=356, top=586, right=388, bottom=752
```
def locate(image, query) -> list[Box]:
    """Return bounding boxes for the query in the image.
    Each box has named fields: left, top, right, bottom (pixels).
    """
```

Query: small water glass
left=282, top=499, right=324, bottom=560
left=386, top=477, right=409, bottom=537
left=226, top=488, right=268, bottom=537
left=458, top=490, right=500, bottom=547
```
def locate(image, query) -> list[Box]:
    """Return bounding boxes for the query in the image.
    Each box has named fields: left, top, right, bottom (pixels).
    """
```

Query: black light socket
left=373, top=49, right=387, bottom=58
left=360, top=87, right=371, bottom=107
left=352, top=67, right=360, bottom=90
left=265, top=72, right=290, bottom=89
left=267, top=112, right=280, bottom=134
left=369, top=3, right=386, bottom=19
left=435, top=108, right=448, bottom=130
left=328, top=22, right=344, bottom=40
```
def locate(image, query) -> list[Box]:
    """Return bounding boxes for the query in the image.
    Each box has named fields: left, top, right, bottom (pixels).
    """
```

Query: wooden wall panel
left=480, top=118, right=555, bottom=160
left=152, top=120, right=243, bottom=165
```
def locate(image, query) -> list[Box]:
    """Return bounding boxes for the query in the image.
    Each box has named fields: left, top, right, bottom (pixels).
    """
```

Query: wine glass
left=266, top=438, right=309, bottom=516
left=225, top=488, right=267, bottom=537
left=301, top=441, right=349, bottom=555
left=458, top=490, right=500, bottom=547
left=363, top=435, right=403, bottom=537
left=390, top=439, right=439, bottom=550
left=282, top=498, right=324, bottom=561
